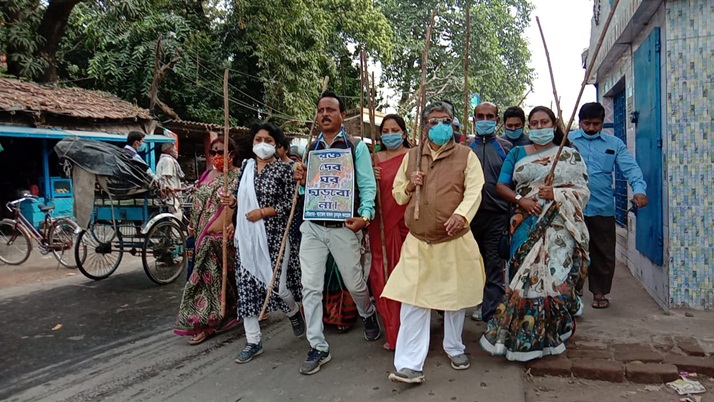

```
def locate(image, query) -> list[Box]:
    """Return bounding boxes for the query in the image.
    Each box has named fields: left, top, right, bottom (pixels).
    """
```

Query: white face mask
left=253, top=142, right=276, bottom=160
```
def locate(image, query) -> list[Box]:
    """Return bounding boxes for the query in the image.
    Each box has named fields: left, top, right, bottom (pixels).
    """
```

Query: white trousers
left=393, top=303, right=467, bottom=372
left=243, top=237, right=299, bottom=345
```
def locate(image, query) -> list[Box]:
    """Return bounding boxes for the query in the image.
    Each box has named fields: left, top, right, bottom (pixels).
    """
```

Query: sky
left=524, top=0, right=597, bottom=119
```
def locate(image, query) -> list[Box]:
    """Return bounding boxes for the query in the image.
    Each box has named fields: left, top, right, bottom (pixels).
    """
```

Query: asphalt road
left=0, top=259, right=527, bottom=402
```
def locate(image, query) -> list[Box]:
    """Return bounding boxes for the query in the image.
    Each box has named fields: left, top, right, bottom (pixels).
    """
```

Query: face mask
left=374, top=144, right=382, bottom=152
left=428, top=123, right=453, bottom=146
left=136, top=142, right=147, bottom=153
left=505, top=128, right=523, bottom=140
left=381, top=133, right=404, bottom=150
left=253, top=142, right=276, bottom=159
left=581, top=130, right=601, bottom=140
left=475, top=120, right=497, bottom=136
left=212, top=154, right=233, bottom=172
left=529, top=128, right=555, bottom=145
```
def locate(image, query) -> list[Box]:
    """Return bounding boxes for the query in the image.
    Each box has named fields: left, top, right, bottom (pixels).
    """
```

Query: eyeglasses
left=426, top=118, right=452, bottom=127
left=209, top=149, right=225, bottom=156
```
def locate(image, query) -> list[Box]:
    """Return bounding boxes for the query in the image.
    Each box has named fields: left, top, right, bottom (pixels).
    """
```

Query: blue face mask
left=581, top=129, right=601, bottom=140
left=475, top=120, right=497, bottom=136
left=136, top=142, right=147, bottom=153
left=428, top=123, right=453, bottom=146
left=504, top=128, right=523, bottom=140
left=381, top=133, right=404, bottom=150
left=529, top=128, right=555, bottom=145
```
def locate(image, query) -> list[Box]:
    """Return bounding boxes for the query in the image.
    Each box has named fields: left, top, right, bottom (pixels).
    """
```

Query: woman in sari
left=479, top=106, right=590, bottom=362
left=369, top=114, right=411, bottom=351
left=220, top=123, right=304, bottom=364
left=175, top=138, right=240, bottom=345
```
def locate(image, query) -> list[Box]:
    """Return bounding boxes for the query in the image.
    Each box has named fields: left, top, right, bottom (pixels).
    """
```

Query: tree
left=378, top=0, right=534, bottom=122
left=1, top=0, right=393, bottom=126
left=0, top=0, right=82, bottom=82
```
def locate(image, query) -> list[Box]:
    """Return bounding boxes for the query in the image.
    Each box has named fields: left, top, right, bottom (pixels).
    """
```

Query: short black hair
left=126, top=131, right=145, bottom=146
left=503, top=106, right=526, bottom=123
left=319, top=90, right=345, bottom=113
left=275, top=132, right=291, bottom=150
left=579, top=102, right=605, bottom=121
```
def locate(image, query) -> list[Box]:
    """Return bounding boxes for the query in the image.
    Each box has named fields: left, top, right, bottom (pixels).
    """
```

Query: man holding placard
left=293, top=91, right=379, bottom=375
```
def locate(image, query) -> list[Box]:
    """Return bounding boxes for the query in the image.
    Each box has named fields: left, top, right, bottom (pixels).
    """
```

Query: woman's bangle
left=260, top=208, right=265, bottom=218
left=229, top=198, right=237, bottom=208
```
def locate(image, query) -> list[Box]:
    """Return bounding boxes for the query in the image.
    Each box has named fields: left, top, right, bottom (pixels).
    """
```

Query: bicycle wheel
left=75, top=223, right=123, bottom=280
left=0, top=220, right=32, bottom=265
left=142, top=219, right=186, bottom=285
left=49, top=218, right=79, bottom=268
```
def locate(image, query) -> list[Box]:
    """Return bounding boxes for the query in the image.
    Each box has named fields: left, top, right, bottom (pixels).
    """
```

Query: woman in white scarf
left=220, top=123, right=303, bottom=364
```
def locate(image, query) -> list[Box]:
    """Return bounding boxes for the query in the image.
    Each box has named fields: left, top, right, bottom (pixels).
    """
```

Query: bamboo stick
left=366, top=68, right=390, bottom=280
left=545, top=0, right=621, bottom=185
left=463, top=5, right=471, bottom=136
left=360, top=49, right=365, bottom=140
left=414, top=10, right=436, bottom=220
left=220, top=69, right=230, bottom=316
left=258, top=76, right=330, bottom=319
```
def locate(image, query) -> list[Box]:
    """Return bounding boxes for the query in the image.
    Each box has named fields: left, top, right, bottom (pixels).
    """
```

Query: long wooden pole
left=413, top=10, right=436, bottom=220
left=536, top=16, right=562, bottom=119
left=536, top=16, right=567, bottom=139
left=258, top=76, right=330, bottom=319
left=220, top=69, right=230, bottom=316
left=367, top=68, right=389, bottom=280
left=545, top=0, right=621, bottom=185
left=463, top=5, right=470, bottom=136
left=360, top=49, right=366, bottom=140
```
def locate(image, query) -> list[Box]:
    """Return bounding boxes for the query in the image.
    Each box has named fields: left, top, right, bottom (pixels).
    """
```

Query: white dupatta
left=234, top=159, right=273, bottom=285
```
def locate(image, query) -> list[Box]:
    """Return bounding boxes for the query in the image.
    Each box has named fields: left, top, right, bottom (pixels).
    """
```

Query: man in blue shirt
left=569, top=102, right=648, bottom=309
left=293, top=91, right=380, bottom=375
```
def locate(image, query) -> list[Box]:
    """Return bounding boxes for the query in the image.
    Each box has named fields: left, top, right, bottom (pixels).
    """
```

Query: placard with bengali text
left=303, top=148, right=354, bottom=221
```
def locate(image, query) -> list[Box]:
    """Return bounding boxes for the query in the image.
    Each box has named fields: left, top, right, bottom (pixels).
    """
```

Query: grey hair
left=161, top=142, right=175, bottom=153
left=422, top=101, right=454, bottom=122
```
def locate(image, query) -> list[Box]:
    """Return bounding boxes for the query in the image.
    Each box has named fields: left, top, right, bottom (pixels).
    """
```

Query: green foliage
left=0, top=0, right=48, bottom=78
left=379, top=0, right=534, bottom=121
left=1, top=0, right=532, bottom=130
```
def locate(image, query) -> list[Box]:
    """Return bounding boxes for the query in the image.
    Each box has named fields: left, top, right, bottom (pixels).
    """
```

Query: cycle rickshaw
left=55, top=138, right=188, bottom=285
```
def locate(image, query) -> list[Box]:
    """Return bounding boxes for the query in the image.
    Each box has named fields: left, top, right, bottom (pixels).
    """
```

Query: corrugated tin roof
left=0, top=78, right=152, bottom=121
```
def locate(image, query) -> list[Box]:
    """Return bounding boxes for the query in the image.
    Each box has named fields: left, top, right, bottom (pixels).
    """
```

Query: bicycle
left=0, top=193, right=79, bottom=268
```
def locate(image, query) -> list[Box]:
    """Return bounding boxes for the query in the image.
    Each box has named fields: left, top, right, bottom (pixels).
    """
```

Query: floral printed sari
left=480, top=146, right=590, bottom=361
left=174, top=169, right=239, bottom=336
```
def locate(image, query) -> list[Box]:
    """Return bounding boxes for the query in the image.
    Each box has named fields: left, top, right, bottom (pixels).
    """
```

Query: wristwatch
left=514, top=194, right=523, bottom=203
left=361, top=216, right=371, bottom=227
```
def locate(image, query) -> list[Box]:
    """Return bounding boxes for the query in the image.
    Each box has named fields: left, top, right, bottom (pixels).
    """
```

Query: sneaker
left=388, top=369, right=425, bottom=384
left=299, top=348, right=331, bottom=375
left=288, top=307, right=305, bottom=337
left=363, top=313, right=381, bottom=341
left=449, top=353, right=470, bottom=370
left=234, top=341, right=263, bottom=364
left=470, top=305, right=482, bottom=321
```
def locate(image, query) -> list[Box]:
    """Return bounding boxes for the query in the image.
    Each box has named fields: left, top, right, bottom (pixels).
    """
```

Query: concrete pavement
left=3, top=255, right=713, bottom=402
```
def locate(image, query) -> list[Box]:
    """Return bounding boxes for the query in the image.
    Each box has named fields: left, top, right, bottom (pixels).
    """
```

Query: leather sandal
left=592, top=296, right=610, bottom=309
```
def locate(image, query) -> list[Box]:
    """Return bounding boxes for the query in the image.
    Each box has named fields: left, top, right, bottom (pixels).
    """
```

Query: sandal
left=188, top=331, right=211, bottom=345
left=337, top=325, right=351, bottom=334
left=592, top=296, right=610, bottom=309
